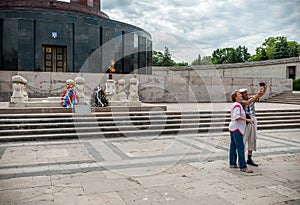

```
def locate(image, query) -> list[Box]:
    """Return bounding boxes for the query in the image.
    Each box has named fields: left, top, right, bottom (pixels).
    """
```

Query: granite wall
left=153, top=57, right=300, bottom=80
left=0, top=71, right=292, bottom=102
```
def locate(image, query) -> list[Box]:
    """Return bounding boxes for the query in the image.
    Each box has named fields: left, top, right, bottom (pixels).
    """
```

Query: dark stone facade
left=0, top=0, right=152, bottom=74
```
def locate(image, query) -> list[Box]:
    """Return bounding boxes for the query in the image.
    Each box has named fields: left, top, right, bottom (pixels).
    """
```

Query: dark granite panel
left=101, top=27, right=114, bottom=73
left=18, top=19, right=35, bottom=71
left=146, top=39, right=153, bottom=74
left=138, top=36, right=146, bottom=73
left=124, top=32, right=137, bottom=74
left=2, top=19, right=18, bottom=70
left=74, top=23, right=101, bottom=73
left=0, top=19, right=3, bottom=69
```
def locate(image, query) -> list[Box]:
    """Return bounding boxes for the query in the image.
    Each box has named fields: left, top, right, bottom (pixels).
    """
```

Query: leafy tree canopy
left=153, top=36, right=299, bottom=66
left=152, top=50, right=164, bottom=66
left=152, top=47, right=188, bottom=66
left=211, top=46, right=250, bottom=64
left=250, top=36, right=300, bottom=61
left=162, top=46, right=175, bottom=66
left=191, top=55, right=212, bottom=65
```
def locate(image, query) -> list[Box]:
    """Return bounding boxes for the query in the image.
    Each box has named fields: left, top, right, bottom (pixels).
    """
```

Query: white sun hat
left=238, top=88, right=247, bottom=93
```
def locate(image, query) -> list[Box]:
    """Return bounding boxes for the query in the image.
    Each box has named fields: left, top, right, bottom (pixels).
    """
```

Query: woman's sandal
left=230, top=165, right=239, bottom=168
left=241, top=169, right=253, bottom=173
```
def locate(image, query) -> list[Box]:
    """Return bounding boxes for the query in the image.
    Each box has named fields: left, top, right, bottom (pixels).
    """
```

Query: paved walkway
left=0, top=102, right=300, bottom=204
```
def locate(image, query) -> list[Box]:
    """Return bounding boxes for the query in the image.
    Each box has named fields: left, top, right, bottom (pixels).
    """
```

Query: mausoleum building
left=0, top=0, right=152, bottom=74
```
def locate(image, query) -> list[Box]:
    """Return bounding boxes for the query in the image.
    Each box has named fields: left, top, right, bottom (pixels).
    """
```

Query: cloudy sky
left=102, top=0, right=300, bottom=63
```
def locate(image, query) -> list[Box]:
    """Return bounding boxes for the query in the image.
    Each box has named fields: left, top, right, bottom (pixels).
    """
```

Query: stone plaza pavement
left=0, top=102, right=300, bottom=205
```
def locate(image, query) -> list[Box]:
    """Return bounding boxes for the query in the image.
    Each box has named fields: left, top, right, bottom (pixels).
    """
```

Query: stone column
left=21, top=77, right=28, bottom=102
left=105, top=78, right=118, bottom=102
left=10, top=75, right=27, bottom=105
left=117, top=79, right=128, bottom=101
left=75, top=76, right=86, bottom=105
left=128, top=77, right=141, bottom=106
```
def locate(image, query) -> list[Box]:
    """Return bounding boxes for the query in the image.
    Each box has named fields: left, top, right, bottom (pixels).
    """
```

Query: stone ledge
left=0, top=104, right=167, bottom=114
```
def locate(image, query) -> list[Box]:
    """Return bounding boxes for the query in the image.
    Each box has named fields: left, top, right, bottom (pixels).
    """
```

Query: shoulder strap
left=233, top=104, right=242, bottom=115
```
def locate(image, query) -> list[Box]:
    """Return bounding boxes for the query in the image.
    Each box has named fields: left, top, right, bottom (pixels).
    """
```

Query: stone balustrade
left=10, top=75, right=28, bottom=106
left=8, top=74, right=142, bottom=107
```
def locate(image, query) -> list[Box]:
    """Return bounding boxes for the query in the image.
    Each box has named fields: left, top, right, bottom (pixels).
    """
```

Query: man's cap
left=238, top=88, right=247, bottom=93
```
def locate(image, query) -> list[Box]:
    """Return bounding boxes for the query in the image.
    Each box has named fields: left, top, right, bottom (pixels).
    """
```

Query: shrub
left=293, top=79, right=300, bottom=91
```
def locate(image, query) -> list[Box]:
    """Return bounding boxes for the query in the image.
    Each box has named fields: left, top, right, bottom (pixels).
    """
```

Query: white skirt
left=243, top=117, right=257, bottom=151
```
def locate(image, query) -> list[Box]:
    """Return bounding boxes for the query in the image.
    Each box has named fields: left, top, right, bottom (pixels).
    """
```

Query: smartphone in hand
left=259, top=82, right=266, bottom=86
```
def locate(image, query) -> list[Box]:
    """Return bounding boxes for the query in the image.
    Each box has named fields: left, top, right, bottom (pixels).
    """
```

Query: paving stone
left=0, top=186, right=53, bottom=205
left=221, top=187, right=290, bottom=205
left=0, top=176, right=51, bottom=191
left=117, top=185, right=230, bottom=205
left=81, top=177, right=143, bottom=194
left=0, top=127, right=299, bottom=204
left=53, top=192, right=125, bottom=205
left=117, top=187, right=167, bottom=204
left=172, top=178, right=241, bottom=198
left=102, top=170, right=128, bottom=180
left=135, top=172, right=193, bottom=188
left=17, top=201, right=54, bottom=205
left=268, top=185, right=300, bottom=201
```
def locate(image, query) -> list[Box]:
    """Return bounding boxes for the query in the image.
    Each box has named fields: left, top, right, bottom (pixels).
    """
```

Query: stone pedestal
left=107, top=78, right=129, bottom=106
left=75, top=76, right=87, bottom=105
left=10, top=75, right=28, bottom=107
left=128, top=77, right=141, bottom=106
left=117, top=79, right=127, bottom=101
left=105, top=79, right=118, bottom=103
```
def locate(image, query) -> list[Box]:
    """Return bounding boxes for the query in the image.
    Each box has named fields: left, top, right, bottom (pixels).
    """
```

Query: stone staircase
left=263, top=91, right=300, bottom=105
left=1, top=109, right=300, bottom=142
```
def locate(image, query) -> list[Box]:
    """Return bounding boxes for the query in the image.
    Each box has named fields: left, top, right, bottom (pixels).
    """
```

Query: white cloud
left=102, top=0, right=300, bottom=63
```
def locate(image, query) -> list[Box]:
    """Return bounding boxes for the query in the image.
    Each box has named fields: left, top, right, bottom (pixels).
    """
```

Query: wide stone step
left=1, top=108, right=299, bottom=142
left=1, top=111, right=300, bottom=127
left=0, top=122, right=225, bottom=136
left=263, top=91, right=300, bottom=104
left=0, top=105, right=168, bottom=114
left=1, top=108, right=300, bottom=117
left=1, top=109, right=300, bottom=122
left=1, top=117, right=300, bottom=137
left=0, top=122, right=298, bottom=142
left=0, top=127, right=225, bottom=141
left=263, top=100, right=300, bottom=104
left=0, top=119, right=223, bottom=129
left=1, top=114, right=300, bottom=130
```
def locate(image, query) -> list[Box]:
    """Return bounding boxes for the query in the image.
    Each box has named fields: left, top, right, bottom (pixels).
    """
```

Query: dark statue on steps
left=91, top=85, right=108, bottom=107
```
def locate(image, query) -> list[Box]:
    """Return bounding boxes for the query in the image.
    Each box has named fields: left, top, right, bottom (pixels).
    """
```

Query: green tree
left=191, top=54, right=202, bottom=65
left=293, top=79, right=300, bottom=91
left=288, top=41, right=300, bottom=57
left=239, top=46, right=251, bottom=62
left=201, top=56, right=212, bottom=65
left=274, top=38, right=290, bottom=59
left=262, top=36, right=277, bottom=59
left=249, top=46, right=268, bottom=61
left=191, top=55, right=212, bottom=65
left=251, top=36, right=300, bottom=61
left=162, top=46, right=175, bottom=66
left=211, top=48, right=226, bottom=64
left=152, top=50, right=164, bottom=66
left=152, top=47, right=179, bottom=66
left=174, top=61, right=188, bottom=66
left=211, top=46, right=250, bottom=64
